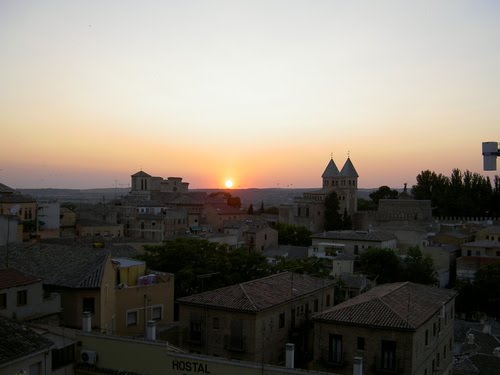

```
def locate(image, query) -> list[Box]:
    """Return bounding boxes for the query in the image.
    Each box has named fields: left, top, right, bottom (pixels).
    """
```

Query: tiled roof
left=468, top=354, right=500, bottom=374
left=208, top=203, right=244, bottom=215
left=462, top=240, right=500, bottom=248
left=263, top=245, right=309, bottom=260
left=321, top=159, right=340, bottom=178
left=77, top=219, right=122, bottom=227
left=0, top=243, right=110, bottom=288
left=0, top=269, right=41, bottom=290
left=314, top=282, right=456, bottom=330
left=131, top=171, right=151, bottom=177
left=0, top=193, right=36, bottom=203
left=312, top=230, right=397, bottom=242
left=178, top=272, right=335, bottom=313
left=460, top=329, right=500, bottom=356
left=0, top=183, right=16, bottom=194
left=479, top=225, right=500, bottom=235
left=0, top=316, right=53, bottom=364
left=340, top=158, right=359, bottom=178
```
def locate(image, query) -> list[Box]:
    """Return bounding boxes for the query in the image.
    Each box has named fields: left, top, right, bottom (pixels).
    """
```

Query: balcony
left=224, top=335, right=246, bottom=352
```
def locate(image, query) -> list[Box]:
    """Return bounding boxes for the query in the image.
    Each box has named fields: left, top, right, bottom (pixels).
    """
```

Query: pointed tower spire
left=322, top=158, right=340, bottom=178
left=340, top=157, right=359, bottom=177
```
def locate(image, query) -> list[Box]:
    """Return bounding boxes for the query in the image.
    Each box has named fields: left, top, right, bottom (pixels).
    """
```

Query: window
left=443, top=345, right=447, bottom=359
left=357, top=337, right=365, bottom=351
left=328, top=334, right=342, bottom=363
left=213, top=317, right=219, bottom=329
left=497, top=251, right=500, bottom=257
left=190, top=321, right=202, bottom=342
left=467, top=250, right=472, bottom=256
left=279, top=312, right=285, bottom=329
left=354, top=245, right=359, bottom=255
left=314, top=299, right=319, bottom=312
left=425, top=329, right=429, bottom=346
left=151, top=306, right=162, bottom=320
left=433, top=322, right=436, bottom=337
left=476, top=250, right=480, bottom=256
left=381, top=340, right=397, bottom=371
left=229, top=320, right=244, bottom=350
left=82, top=298, right=95, bottom=314
left=0, top=293, right=6, bottom=310
left=326, top=294, right=331, bottom=307
left=17, top=290, right=27, bottom=306
left=127, top=311, right=138, bottom=326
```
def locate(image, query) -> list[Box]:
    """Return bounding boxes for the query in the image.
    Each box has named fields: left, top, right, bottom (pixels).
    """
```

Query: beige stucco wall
left=115, top=275, right=174, bottom=336
left=75, top=332, right=334, bottom=375
left=178, top=285, right=336, bottom=366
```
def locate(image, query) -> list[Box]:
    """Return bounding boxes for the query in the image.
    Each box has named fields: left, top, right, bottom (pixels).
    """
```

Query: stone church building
left=279, top=157, right=359, bottom=232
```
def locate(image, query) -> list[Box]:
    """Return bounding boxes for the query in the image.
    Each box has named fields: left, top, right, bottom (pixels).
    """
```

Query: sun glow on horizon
left=224, top=179, right=234, bottom=189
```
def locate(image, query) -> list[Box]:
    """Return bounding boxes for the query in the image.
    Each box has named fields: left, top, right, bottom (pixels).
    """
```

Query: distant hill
left=19, top=187, right=377, bottom=206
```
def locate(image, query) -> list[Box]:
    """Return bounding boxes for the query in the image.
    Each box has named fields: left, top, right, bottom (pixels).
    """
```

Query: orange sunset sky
left=1, top=1, right=499, bottom=189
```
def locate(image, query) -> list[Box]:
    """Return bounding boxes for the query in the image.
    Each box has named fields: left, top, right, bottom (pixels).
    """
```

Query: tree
left=411, top=169, right=499, bottom=217
left=324, top=191, right=343, bottom=231
left=359, top=247, right=401, bottom=284
left=369, top=186, right=399, bottom=205
left=402, top=247, right=437, bottom=285
left=342, top=208, right=352, bottom=230
left=247, top=204, right=254, bottom=215
left=137, top=238, right=270, bottom=299
left=271, top=256, right=331, bottom=278
left=274, top=222, right=312, bottom=246
left=259, top=201, right=265, bottom=214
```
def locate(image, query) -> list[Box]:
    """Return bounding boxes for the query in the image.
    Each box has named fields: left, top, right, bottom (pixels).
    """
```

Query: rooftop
left=462, top=240, right=500, bottom=249
left=0, top=243, right=111, bottom=289
left=178, top=272, right=335, bottom=313
left=0, top=316, right=53, bottom=365
left=312, top=230, right=397, bottom=242
left=321, top=159, right=340, bottom=178
left=0, top=269, right=41, bottom=290
left=314, top=282, right=456, bottom=330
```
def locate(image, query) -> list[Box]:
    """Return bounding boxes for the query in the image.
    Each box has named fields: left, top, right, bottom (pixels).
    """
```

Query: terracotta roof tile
left=178, top=272, right=335, bottom=312
left=0, top=269, right=41, bottom=290
left=314, top=282, right=456, bottom=330
left=0, top=316, right=53, bottom=364
left=0, top=243, right=110, bottom=289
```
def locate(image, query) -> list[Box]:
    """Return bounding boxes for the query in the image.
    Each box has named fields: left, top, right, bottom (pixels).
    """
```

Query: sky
left=1, top=0, right=499, bottom=189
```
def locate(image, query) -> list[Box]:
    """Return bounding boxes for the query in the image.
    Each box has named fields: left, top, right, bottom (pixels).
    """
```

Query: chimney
left=285, top=343, right=294, bottom=369
left=493, top=347, right=500, bottom=357
left=82, top=311, right=91, bottom=333
left=467, top=333, right=474, bottom=344
left=146, top=320, right=156, bottom=341
left=483, top=322, right=492, bottom=335
left=353, top=357, right=363, bottom=375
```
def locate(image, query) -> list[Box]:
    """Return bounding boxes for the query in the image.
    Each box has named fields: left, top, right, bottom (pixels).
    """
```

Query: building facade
left=177, top=273, right=336, bottom=367
left=279, top=158, right=358, bottom=232
left=312, top=282, right=456, bottom=375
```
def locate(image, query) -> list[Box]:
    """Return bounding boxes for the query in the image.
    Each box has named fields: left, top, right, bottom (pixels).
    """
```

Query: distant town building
left=279, top=157, right=359, bottom=232
left=0, top=182, right=38, bottom=241
left=310, top=230, right=397, bottom=256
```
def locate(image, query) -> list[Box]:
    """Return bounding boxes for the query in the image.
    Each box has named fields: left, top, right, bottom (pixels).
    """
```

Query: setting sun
left=224, top=179, right=234, bottom=189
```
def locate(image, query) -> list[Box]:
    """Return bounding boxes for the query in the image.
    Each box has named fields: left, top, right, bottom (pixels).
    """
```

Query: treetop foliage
left=411, top=169, right=500, bottom=217
left=274, top=222, right=312, bottom=246
left=359, top=246, right=437, bottom=285
left=369, top=186, right=399, bottom=205
left=324, top=191, right=352, bottom=230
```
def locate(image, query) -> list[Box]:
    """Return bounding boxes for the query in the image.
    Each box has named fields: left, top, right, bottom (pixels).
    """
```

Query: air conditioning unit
left=80, top=350, right=98, bottom=364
